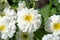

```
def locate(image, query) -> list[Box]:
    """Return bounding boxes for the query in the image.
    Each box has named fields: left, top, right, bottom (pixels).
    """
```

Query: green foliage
left=50, top=8, right=57, bottom=15
left=53, top=0, right=59, bottom=7
left=39, top=5, right=51, bottom=22
left=0, top=0, right=60, bottom=40
left=57, top=5, right=60, bottom=13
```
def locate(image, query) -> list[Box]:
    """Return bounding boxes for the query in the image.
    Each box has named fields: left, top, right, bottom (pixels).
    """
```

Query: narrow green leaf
left=50, top=8, right=57, bottom=15
left=38, top=4, right=51, bottom=22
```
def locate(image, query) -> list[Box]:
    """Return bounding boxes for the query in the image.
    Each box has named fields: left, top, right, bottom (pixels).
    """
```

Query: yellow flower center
left=0, top=25, right=6, bottom=31
left=24, top=14, right=33, bottom=22
left=54, top=23, right=60, bottom=31
left=0, top=13, right=6, bottom=17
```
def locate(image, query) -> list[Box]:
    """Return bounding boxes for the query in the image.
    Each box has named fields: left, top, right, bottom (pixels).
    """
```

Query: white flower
left=16, top=31, right=34, bottom=40
left=59, top=0, right=60, bottom=3
left=3, top=7, right=16, bottom=17
left=42, top=34, right=60, bottom=40
left=0, top=7, right=16, bottom=39
left=45, top=15, right=60, bottom=32
left=0, top=7, right=17, bottom=22
left=17, top=1, right=26, bottom=10
left=53, top=32, right=60, bottom=40
left=53, top=32, right=60, bottom=37
left=17, top=8, right=41, bottom=33
left=0, top=17, right=16, bottom=40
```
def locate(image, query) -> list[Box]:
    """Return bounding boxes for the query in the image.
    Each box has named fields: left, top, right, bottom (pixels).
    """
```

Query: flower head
left=0, top=7, right=17, bottom=23
left=42, top=34, right=60, bottom=40
left=17, top=1, right=26, bottom=10
left=45, top=15, right=60, bottom=32
left=0, top=17, right=16, bottom=40
left=16, top=31, right=34, bottom=40
left=17, top=8, right=41, bottom=33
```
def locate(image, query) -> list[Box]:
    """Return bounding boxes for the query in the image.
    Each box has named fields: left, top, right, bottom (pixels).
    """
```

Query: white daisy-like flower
left=53, top=32, right=60, bottom=39
left=3, top=7, right=16, bottom=17
left=0, top=17, right=16, bottom=40
left=42, top=34, right=60, bottom=40
left=16, top=31, right=34, bottom=40
left=17, top=1, right=26, bottom=10
left=45, top=15, right=60, bottom=32
left=53, top=32, right=60, bottom=37
left=0, top=7, right=17, bottom=22
left=17, top=8, right=41, bottom=33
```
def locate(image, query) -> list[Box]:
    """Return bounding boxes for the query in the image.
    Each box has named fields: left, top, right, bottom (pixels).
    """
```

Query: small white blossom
left=45, top=15, right=60, bottom=32
left=0, top=7, right=17, bottom=23
left=0, top=17, right=16, bottom=40
left=59, top=0, right=60, bottom=3
left=42, top=34, right=60, bottom=40
left=17, top=8, right=41, bottom=33
left=16, top=31, right=34, bottom=40
left=17, top=1, right=26, bottom=10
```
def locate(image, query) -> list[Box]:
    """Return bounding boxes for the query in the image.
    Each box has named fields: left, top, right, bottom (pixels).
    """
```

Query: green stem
left=30, top=0, right=32, bottom=4
left=49, top=0, right=52, bottom=7
left=33, top=1, right=35, bottom=8
left=30, top=0, right=36, bottom=8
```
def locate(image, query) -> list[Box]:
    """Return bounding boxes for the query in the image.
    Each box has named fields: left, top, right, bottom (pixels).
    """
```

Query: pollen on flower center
left=24, top=14, right=33, bottom=22
left=0, top=25, right=6, bottom=31
left=54, top=23, right=60, bottom=31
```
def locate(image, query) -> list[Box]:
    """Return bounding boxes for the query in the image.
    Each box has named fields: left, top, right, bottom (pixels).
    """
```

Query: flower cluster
left=0, top=0, right=41, bottom=40
left=42, top=15, right=60, bottom=40
left=0, top=0, right=60, bottom=40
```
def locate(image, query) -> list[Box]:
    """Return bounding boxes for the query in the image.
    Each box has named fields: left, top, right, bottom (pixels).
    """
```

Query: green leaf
left=57, top=5, right=60, bottom=12
left=50, top=8, right=57, bottom=15
left=12, top=0, right=20, bottom=3
left=53, top=0, right=59, bottom=6
left=34, top=28, right=50, bottom=40
left=38, top=4, right=51, bottom=22
left=25, top=1, right=31, bottom=8
left=12, top=0, right=17, bottom=3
